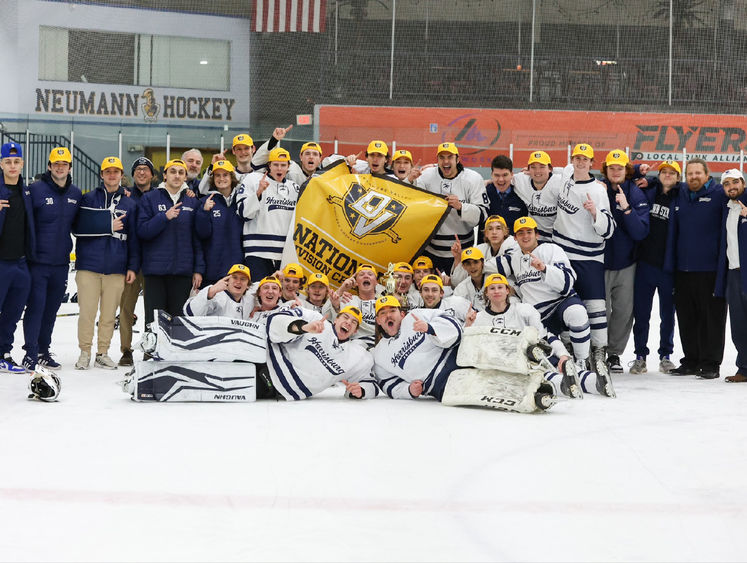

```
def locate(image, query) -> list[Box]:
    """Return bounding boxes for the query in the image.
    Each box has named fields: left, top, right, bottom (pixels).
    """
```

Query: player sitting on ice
left=183, top=263, right=254, bottom=318
left=264, top=305, right=379, bottom=400
left=453, top=247, right=489, bottom=311
left=276, top=262, right=305, bottom=305
left=372, top=295, right=462, bottom=401
left=298, top=272, right=341, bottom=317
left=336, top=263, right=381, bottom=348
left=464, top=273, right=587, bottom=399
left=492, top=217, right=614, bottom=397
left=418, top=274, right=471, bottom=324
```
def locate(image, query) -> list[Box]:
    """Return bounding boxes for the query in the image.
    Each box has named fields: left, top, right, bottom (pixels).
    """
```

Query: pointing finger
left=285, top=124, right=294, bottom=132
left=411, top=314, right=421, bottom=322
left=586, top=193, right=593, bottom=201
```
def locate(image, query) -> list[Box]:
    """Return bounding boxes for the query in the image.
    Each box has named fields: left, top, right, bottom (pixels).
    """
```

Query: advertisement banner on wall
left=316, top=105, right=747, bottom=172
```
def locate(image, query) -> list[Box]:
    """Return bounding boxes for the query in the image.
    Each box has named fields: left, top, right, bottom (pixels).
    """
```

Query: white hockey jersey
left=512, top=172, right=560, bottom=239
left=449, top=238, right=518, bottom=287
left=540, top=165, right=615, bottom=262
left=298, top=294, right=337, bottom=318
left=471, top=302, right=568, bottom=359
left=453, top=276, right=489, bottom=311
left=235, top=172, right=300, bottom=261
left=428, top=295, right=472, bottom=324
left=183, top=286, right=256, bottom=319
left=415, top=166, right=489, bottom=259
left=494, top=242, right=577, bottom=320
left=343, top=295, right=377, bottom=348
left=266, top=308, right=378, bottom=401
left=373, top=308, right=462, bottom=399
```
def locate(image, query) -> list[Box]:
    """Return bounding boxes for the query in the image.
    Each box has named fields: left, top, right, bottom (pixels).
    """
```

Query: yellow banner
left=284, top=161, right=449, bottom=289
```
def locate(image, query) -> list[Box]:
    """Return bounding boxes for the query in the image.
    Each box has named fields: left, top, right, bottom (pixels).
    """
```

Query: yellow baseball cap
left=420, top=274, right=443, bottom=289
left=375, top=295, right=402, bottom=314
left=461, top=247, right=484, bottom=262
left=213, top=160, right=235, bottom=173
left=232, top=134, right=253, bottom=148
left=605, top=149, right=629, bottom=167
left=366, top=140, right=389, bottom=155
left=282, top=263, right=304, bottom=279
left=356, top=264, right=377, bottom=275
left=393, top=262, right=414, bottom=274
left=164, top=158, right=187, bottom=172
left=392, top=149, right=413, bottom=162
left=227, top=263, right=251, bottom=280
left=571, top=144, right=594, bottom=159
left=527, top=150, right=551, bottom=166
left=658, top=160, right=682, bottom=175
left=306, top=272, right=329, bottom=288
left=514, top=216, right=538, bottom=232
left=49, top=147, right=72, bottom=164
left=338, top=305, right=363, bottom=325
left=100, top=156, right=124, bottom=172
left=483, top=273, right=509, bottom=289
left=437, top=142, right=459, bottom=156
left=485, top=215, right=508, bottom=230
left=257, top=276, right=282, bottom=290
left=412, top=256, right=433, bottom=270
left=268, top=147, right=291, bottom=162
left=300, top=142, right=323, bottom=156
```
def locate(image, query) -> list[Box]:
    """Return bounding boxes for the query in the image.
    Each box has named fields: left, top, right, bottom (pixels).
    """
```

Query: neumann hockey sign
left=34, top=87, right=237, bottom=123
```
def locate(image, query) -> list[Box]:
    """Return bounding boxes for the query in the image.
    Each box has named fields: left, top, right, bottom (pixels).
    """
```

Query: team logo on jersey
left=327, top=182, right=405, bottom=242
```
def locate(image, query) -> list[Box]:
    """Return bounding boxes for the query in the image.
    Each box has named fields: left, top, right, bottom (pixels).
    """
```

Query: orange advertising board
left=316, top=105, right=747, bottom=172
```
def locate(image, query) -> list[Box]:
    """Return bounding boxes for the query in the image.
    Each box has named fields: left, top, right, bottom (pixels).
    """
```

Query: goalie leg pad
left=457, top=326, right=539, bottom=374
left=442, top=367, right=555, bottom=413
left=132, top=360, right=257, bottom=402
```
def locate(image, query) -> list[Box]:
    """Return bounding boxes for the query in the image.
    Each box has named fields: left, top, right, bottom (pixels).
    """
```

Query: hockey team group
left=1, top=122, right=746, bottom=406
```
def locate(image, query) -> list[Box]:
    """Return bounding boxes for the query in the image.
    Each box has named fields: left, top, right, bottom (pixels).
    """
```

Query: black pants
left=674, top=271, right=727, bottom=371
left=143, top=275, right=193, bottom=326
left=256, top=363, right=282, bottom=400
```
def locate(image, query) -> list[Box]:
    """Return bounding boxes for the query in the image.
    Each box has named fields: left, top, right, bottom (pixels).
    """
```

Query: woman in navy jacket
left=600, top=150, right=650, bottom=373
left=137, top=159, right=204, bottom=327
left=194, top=159, right=244, bottom=286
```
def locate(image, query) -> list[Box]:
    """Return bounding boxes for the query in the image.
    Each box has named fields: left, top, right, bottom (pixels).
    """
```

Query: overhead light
left=200, top=60, right=208, bottom=65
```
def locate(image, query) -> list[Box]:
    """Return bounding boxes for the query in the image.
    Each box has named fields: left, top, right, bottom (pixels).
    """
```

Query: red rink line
left=0, top=488, right=742, bottom=516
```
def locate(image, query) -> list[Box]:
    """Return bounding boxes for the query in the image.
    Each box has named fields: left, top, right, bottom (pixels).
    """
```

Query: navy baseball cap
left=1, top=142, right=23, bottom=159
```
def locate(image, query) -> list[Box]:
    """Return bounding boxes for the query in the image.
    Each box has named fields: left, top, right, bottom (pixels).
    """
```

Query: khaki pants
left=76, top=270, right=125, bottom=354
left=119, top=271, right=144, bottom=353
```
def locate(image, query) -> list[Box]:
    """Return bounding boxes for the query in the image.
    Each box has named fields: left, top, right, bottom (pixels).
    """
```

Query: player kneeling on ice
left=264, top=306, right=379, bottom=400
left=464, top=273, right=585, bottom=400
left=372, top=295, right=462, bottom=401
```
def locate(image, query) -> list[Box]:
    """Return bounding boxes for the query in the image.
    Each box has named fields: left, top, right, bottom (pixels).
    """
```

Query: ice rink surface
left=1, top=298, right=746, bottom=562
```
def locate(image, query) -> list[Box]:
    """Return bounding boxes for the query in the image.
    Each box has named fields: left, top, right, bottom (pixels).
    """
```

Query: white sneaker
left=95, top=354, right=117, bottom=370
left=75, top=351, right=91, bottom=370
left=659, top=357, right=676, bottom=373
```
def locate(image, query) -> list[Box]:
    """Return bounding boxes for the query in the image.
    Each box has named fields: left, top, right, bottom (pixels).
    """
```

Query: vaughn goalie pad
left=131, top=361, right=256, bottom=402
left=149, top=310, right=267, bottom=363
left=456, top=326, right=539, bottom=375
left=441, top=367, right=555, bottom=413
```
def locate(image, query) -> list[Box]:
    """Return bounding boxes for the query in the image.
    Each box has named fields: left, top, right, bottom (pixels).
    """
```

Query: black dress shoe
left=697, top=369, right=720, bottom=380
left=669, top=365, right=697, bottom=376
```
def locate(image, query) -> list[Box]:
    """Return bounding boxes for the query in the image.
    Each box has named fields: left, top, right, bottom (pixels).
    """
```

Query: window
left=39, top=26, right=230, bottom=91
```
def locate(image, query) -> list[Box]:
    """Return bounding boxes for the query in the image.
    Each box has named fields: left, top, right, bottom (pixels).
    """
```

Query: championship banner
left=282, top=161, right=449, bottom=288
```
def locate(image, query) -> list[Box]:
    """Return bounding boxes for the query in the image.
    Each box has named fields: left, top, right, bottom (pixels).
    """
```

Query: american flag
left=253, top=0, right=327, bottom=33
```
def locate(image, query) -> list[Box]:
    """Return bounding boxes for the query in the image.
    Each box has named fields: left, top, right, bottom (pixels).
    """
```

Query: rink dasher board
left=133, top=361, right=257, bottom=402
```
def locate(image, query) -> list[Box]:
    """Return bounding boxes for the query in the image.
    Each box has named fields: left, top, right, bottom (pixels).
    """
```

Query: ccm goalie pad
left=443, top=326, right=556, bottom=413
left=142, top=310, right=267, bottom=363
left=125, top=361, right=257, bottom=402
